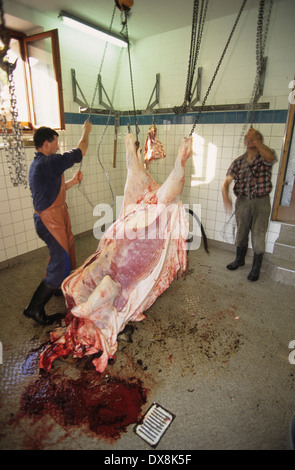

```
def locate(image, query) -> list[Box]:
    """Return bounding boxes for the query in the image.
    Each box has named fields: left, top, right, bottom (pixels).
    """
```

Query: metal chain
left=122, top=9, right=139, bottom=144
left=184, top=0, right=200, bottom=104
left=174, top=0, right=208, bottom=115
left=189, top=0, right=248, bottom=136
left=251, top=0, right=273, bottom=121
left=87, top=4, right=117, bottom=121
left=185, top=0, right=208, bottom=105
left=0, top=0, right=27, bottom=188
left=0, top=0, right=9, bottom=61
left=78, top=4, right=118, bottom=207
left=236, top=0, right=273, bottom=150
left=261, top=0, right=272, bottom=57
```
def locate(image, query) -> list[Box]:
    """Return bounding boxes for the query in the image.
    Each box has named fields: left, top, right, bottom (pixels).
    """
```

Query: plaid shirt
left=227, top=151, right=277, bottom=199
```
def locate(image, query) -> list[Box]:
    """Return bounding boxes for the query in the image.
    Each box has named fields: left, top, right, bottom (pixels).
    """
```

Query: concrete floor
left=0, top=233, right=294, bottom=451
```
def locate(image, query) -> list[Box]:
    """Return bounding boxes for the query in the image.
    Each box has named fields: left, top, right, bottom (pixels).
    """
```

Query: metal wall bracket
left=71, top=68, right=89, bottom=109
left=190, top=67, right=202, bottom=106
left=146, top=73, right=160, bottom=111
left=71, top=68, right=114, bottom=112
left=98, top=74, right=113, bottom=111
left=71, top=68, right=270, bottom=118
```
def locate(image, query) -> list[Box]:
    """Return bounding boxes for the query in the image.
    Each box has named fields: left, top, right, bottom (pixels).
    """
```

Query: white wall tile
left=2, top=0, right=295, bottom=264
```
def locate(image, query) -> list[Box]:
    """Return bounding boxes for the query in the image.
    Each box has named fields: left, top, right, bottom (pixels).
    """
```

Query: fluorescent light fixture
left=58, top=10, right=128, bottom=48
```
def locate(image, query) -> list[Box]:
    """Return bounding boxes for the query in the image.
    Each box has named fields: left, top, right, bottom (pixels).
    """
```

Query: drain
left=134, top=402, right=175, bottom=448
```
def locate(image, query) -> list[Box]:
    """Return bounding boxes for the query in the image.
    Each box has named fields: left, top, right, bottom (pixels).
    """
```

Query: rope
left=189, top=0, right=248, bottom=137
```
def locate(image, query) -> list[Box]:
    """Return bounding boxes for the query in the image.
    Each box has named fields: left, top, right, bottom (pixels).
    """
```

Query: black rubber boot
left=53, top=288, right=63, bottom=297
left=247, top=253, right=263, bottom=281
left=226, top=246, right=248, bottom=270
left=23, top=280, right=64, bottom=325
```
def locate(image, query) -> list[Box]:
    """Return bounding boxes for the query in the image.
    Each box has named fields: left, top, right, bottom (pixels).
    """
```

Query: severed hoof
left=76, top=351, right=103, bottom=370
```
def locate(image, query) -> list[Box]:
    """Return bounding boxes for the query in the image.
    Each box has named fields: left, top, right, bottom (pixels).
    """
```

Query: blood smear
left=19, top=369, right=147, bottom=442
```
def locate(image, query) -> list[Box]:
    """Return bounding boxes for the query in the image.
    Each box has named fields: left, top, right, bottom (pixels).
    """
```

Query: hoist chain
left=0, top=66, right=28, bottom=188
left=261, top=0, right=272, bottom=61
left=185, top=0, right=208, bottom=105
left=0, top=0, right=10, bottom=63
left=252, top=0, right=273, bottom=118
left=174, top=0, right=208, bottom=115
left=189, top=0, right=248, bottom=136
left=87, top=4, right=117, bottom=121
left=0, top=0, right=27, bottom=188
left=79, top=4, right=118, bottom=207
left=185, top=0, right=201, bottom=104
left=238, top=0, right=273, bottom=146
left=122, top=10, right=139, bottom=145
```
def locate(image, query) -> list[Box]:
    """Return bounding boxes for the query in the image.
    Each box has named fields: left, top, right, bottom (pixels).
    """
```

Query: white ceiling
left=6, top=0, right=252, bottom=40
left=8, top=0, right=196, bottom=39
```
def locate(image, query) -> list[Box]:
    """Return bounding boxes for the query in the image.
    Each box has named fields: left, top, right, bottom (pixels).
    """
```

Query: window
left=0, top=28, right=65, bottom=131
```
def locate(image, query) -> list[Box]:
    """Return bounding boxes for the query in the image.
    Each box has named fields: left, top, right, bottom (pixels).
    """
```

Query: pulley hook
left=115, top=0, right=133, bottom=12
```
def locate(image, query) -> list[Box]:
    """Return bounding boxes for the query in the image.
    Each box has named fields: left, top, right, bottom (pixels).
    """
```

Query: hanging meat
left=144, top=124, right=166, bottom=170
left=39, top=133, right=192, bottom=374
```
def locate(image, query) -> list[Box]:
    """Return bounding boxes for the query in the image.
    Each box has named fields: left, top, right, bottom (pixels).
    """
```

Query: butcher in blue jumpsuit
left=24, top=120, right=92, bottom=325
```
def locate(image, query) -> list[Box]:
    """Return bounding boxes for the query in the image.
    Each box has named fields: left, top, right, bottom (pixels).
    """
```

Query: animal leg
left=157, top=137, right=192, bottom=205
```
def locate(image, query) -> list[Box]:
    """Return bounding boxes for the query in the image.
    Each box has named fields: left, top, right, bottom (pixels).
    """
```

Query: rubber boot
left=53, top=288, right=63, bottom=297
left=226, top=246, right=248, bottom=271
left=247, top=253, right=263, bottom=281
left=23, top=280, right=64, bottom=325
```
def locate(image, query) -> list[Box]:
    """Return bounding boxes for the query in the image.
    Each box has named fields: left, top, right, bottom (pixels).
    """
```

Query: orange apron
left=35, top=174, right=76, bottom=272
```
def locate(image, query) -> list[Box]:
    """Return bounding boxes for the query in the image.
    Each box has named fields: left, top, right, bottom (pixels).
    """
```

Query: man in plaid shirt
left=222, top=127, right=277, bottom=281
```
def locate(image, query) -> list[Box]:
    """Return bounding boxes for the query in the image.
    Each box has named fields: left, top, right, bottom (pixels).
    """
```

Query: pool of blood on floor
left=18, top=368, right=148, bottom=442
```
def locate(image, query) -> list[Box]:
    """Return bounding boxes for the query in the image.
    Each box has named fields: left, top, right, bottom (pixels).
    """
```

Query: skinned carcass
left=39, top=133, right=192, bottom=373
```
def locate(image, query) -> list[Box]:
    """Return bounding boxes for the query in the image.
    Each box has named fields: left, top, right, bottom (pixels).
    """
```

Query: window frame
left=2, top=28, right=65, bottom=131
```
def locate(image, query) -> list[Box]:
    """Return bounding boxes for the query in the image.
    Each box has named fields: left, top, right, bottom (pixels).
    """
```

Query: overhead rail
left=71, top=67, right=270, bottom=116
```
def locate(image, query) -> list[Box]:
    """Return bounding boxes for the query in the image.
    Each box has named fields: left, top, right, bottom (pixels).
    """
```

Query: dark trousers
left=235, top=195, right=271, bottom=254
left=34, top=215, right=71, bottom=289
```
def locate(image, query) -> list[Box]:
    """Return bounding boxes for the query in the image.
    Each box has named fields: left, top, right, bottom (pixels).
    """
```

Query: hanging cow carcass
left=39, top=133, right=192, bottom=373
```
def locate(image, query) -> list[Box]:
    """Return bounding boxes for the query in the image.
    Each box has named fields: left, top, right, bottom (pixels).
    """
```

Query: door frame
left=272, top=100, right=295, bottom=222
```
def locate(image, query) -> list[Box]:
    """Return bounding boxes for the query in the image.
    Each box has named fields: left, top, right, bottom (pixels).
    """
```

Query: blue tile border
left=64, top=109, right=288, bottom=127
left=65, top=112, right=114, bottom=125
